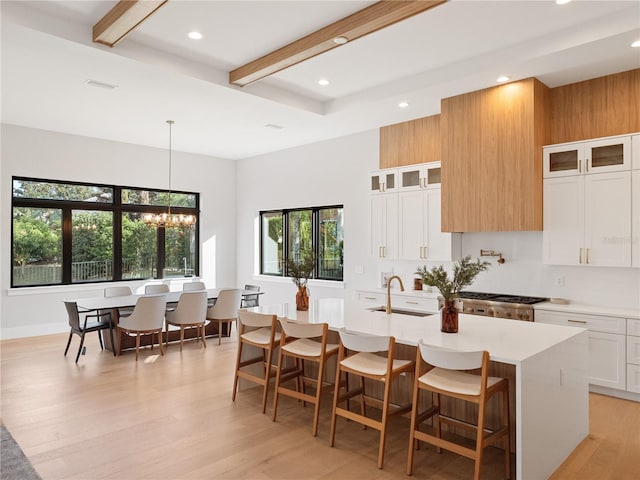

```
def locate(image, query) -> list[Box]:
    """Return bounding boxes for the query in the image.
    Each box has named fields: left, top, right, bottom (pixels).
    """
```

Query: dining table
left=70, top=288, right=263, bottom=353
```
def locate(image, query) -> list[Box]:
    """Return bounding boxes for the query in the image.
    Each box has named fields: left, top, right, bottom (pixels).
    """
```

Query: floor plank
left=1, top=332, right=638, bottom=479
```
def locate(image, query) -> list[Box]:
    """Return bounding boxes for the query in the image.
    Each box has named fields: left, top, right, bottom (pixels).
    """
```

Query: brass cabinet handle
left=586, top=159, right=589, bottom=172
left=382, top=246, right=386, bottom=258
left=364, top=296, right=377, bottom=300
left=578, top=159, right=581, bottom=173
left=380, top=182, right=385, bottom=192
left=579, top=248, right=582, bottom=264
left=424, top=246, right=428, bottom=259
left=405, top=301, right=419, bottom=305
left=568, top=319, right=588, bottom=324
left=586, top=248, right=589, bottom=264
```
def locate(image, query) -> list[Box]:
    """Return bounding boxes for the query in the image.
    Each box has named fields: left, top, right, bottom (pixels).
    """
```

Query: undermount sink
left=368, top=306, right=431, bottom=317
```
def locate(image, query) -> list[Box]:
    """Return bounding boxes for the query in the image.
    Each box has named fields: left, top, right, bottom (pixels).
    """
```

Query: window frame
left=11, top=176, right=200, bottom=288
left=259, top=205, right=343, bottom=282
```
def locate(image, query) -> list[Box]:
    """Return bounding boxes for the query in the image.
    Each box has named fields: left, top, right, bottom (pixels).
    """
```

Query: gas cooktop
left=458, top=291, right=548, bottom=305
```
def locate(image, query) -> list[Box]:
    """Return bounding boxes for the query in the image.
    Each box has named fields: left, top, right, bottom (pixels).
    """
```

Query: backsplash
left=376, top=231, right=640, bottom=310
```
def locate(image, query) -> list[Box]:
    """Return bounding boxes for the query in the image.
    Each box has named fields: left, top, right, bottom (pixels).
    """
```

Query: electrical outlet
left=554, top=275, right=565, bottom=287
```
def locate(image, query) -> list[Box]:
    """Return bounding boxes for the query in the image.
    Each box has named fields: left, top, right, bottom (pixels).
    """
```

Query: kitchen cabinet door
left=543, top=176, right=583, bottom=265
left=370, top=169, right=398, bottom=194
left=398, top=162, right=442, bottom=191
left=370, top=194, right=398, bottom=259
left=584, top=171, right=631, bottom=267
left=632, top=170, right=640, bottom=268
left=544, top=142, right=584, bottom=178
left=398, top=188, right=460, bottom=261
left=633, top=134, right=640, bottom=170
left=589, top=331, right=626, bottom=390
left=584, top=136, right=631, bottom=174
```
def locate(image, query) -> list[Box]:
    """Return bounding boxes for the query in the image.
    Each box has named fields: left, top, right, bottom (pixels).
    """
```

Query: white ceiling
left=2, top=0, right=639, bottom=160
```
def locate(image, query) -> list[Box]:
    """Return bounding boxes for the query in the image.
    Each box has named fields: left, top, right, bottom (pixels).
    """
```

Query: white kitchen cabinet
left=398, top=188, right=460, bottom=261
left=535, top=310, right=626, bottom=391
left=543, top=135, right=631, bottom=179
left=632, top=134, right=640, bottom=170
left=632, top=170, right=639, bottom=268
left=398, top=162, right=442, bottom=191
left=628, top=319, right=640, bottom=393
left=543, top=170, right=631, bottom=266
left=370, top=193, right=398, bottom=259
left=369, top=168, right=398, bottom=194
left=356, top=289, right=439, bottom=313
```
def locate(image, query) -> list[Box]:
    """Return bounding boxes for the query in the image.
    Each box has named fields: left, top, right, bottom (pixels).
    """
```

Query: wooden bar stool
left=233, top=310, right=280, bottom=413
left=407, top=339, right=511, bottom=480
left=329, top=328, right=415, bottom=469
left=272, top=318, right=339, bottom=436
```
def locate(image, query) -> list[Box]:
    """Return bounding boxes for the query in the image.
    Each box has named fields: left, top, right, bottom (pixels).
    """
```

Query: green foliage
left=286, top=251, right=316, bottom=287
left=12, top=209, right=61, bottom=266
left=415, top=256, right=490, bottom=301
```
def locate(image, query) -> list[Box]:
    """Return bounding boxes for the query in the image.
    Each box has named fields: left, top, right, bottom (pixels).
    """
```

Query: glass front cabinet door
left=544, top=135, right=631, bottom=179
left=398, top=162, right=442, bottom=191
left=370, top=168, right=398, bottom=194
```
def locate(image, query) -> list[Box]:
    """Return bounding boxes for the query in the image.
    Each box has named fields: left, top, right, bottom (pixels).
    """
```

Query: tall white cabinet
left=371, top=162, right=460, bottom=262
left=632, top=134, right=640, bottom=268
left=543, top=134, right=634, bottom=267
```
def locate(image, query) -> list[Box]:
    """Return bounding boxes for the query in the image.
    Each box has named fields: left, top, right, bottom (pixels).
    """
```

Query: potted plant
left=286, top=251, right=316, bottom=311
left=415, top=256, right=490, bottom=333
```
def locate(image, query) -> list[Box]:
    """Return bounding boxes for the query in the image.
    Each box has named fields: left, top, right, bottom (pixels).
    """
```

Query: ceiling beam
left=229, top=0, right=447, bottom=87
left=93, top=0, right=168, bottom=47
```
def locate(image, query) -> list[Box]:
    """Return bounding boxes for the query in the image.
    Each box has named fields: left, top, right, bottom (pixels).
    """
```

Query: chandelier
left=142, top=120, right=197, bottom=228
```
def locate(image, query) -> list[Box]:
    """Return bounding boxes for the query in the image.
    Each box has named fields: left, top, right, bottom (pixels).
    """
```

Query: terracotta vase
left=441, top=299, right=459, bottom=333
left=296, top=286, right=309, bottom=311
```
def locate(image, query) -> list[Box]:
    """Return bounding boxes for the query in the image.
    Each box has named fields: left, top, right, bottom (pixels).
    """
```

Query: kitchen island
left=249, top=298, right=589, bottom=480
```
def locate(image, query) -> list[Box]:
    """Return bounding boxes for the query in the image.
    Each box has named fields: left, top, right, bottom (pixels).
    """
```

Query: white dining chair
left=164, top=291, right=208, bottom=351
left=145, top=284, right=170, bottom=294
left=183, top=281, right=206, bottom=292
left=206, top=288, right=242, bottom=345
left=117, top=295, right=167, bottom=361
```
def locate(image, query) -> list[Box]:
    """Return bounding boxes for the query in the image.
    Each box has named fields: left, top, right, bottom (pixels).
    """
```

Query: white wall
left=236, top=130, right=381, bottom=305
left=236, top=130, right=640, bottom=311
left=1, top=124, right=237, bottom=339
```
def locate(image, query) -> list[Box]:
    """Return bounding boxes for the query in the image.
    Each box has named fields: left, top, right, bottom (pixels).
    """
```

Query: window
left=11, top=177, right=199, bottom=287
left=260, top=206, right=343, bottom=281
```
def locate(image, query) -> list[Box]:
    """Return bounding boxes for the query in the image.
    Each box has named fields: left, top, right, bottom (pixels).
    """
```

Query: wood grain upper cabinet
left=440, top=78, right=550, bottom=232
left=380, top=115, right=440, bottom=168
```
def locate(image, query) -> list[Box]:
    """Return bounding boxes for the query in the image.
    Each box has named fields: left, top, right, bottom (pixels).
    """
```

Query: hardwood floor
left=1, top=332, right=638, bottom=479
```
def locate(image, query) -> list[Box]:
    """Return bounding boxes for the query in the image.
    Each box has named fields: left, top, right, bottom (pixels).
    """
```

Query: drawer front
left=627, top=364, right=640, bottom=393
left=393, top=296, right=438, bottom=313
left=627, top=318, right=640, bottom=336
left=535, top=310, right=625, bottom=334
left=357, top=292, right=385, bottom=304
left=627, top=335, right=640, bottom=365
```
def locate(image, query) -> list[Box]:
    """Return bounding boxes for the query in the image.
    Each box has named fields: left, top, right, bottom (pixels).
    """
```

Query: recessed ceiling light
left=187, top=31, right=203, bottom=40
left=333, top=36, right=348, bottom=45
left=318, top=78, right=330, bottom=86
left=84, top=79, right=117, bottom=90
left=555, top=0, right=572, bottom=5
left=264, top=124, right=284, bottom=130
left=632, top=40, right=640, bottom=48
left=398, top=101, right=409, bottom=108
left=496, top=76, right=511, bottom=83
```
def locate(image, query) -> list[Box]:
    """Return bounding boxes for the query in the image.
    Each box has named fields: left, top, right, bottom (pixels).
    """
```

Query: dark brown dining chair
left=64, top=301, right=115, bottom=363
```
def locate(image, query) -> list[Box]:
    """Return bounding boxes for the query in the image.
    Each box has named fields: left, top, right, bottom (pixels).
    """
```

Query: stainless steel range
left=447, top=291, right=548, bottom=322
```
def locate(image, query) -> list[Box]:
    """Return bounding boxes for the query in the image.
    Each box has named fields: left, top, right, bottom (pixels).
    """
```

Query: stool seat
left=282, top=338, right=338, bottom=357
left=420, top=368, right=503, bottom=396
left=241, top=327, right=281, bottom=346
left=341, top=352, right=412, bottom=377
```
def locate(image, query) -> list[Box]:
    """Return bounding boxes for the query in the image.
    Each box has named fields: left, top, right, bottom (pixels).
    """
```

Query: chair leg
left=272, top=348, right=285, bottom=422
left=407, top=380, right=421, bottom=475
left=64, top=331, right=73, bottom=356
left=474, top=397, right=488, bottom=480
left=261, top=345, right=273, bottom=414
left=377, top=373, right=393, bottom=469
left=312, top=356, right=326, bottom=437
left=232, top=340, right=244, bottom=403
left=158, top=330, right=164, bottom=356
left=434, top=393, right=442, bottom=453
left=108, top=322, right=116, bottom=357
left=165, top=320, right=169, bottom=349
left=98, top=330, right=104, bottom=350
left=180, top=326, right=185, bottom=352
left=218, top=320, right=222, bottom=345
left=201, top=324, right=207, bottom=348
left=135, top=333, right=140, bottom=361
left=75, top=332, right=86, bottom=363
left=329, top=366, right=342, bottom=448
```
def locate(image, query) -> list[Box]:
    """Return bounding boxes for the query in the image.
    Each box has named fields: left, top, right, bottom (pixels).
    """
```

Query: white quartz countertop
left=250, top=298, right=586, bottom=366
left=535, top=301, right=640, bottom=319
